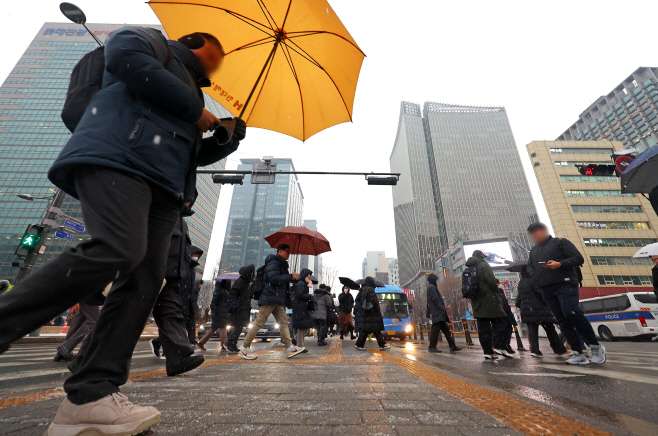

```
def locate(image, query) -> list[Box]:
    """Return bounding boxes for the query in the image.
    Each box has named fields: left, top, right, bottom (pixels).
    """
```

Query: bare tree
left=319, top=264, right=338, bottom=289
left=410, top=286, right=427, bottom=325
left=439, top=274, right=470, bottom=324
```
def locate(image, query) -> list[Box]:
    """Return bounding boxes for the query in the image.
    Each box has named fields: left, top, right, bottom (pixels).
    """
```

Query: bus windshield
left=378, top=300, right=410, bottom=319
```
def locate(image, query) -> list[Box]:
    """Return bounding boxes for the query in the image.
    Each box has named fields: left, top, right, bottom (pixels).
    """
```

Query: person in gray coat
left=313, top=286, right=334, bottom=346
left=426, top=274, right=461, bottom=353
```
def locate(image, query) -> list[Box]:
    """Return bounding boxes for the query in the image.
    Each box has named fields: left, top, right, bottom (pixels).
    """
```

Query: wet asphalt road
left=0, top=336, right=656, bottom=435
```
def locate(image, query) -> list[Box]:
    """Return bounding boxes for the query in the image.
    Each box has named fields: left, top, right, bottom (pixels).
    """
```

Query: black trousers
left=355, top=329, right=386, bottom=348
left=541, top=284, right=598, bottom=353
left=183, top=312, right=197, bottom=344
left=504, top=323, right=513, bottom=348
left=314, top=319, right=327, bottom=343
left=526, top=322, right=567, bottom=354
left=476, top=318, right=507, bottom=355
left=0, top=168, right=179, bottom=404
left=227, top=313, right=249, bottom=346
left=429, top=321, right=455, bottom=348
left=151, top=278, right=194, bottom=365
left=61, top=303, right=100, bottom=353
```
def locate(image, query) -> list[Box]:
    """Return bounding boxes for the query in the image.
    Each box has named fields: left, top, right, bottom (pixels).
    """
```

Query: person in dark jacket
left=0, top=28, right=245, bottom=435
left=197, top=279, right=231, bottom=351
left=496, top=279, right=517, bottom=354
left=54, top=288, right=107, bottom=362
left=224, top=265, right=256, bottom=352
left=240, top=245, right=304, bottom=359
left=179, top=247, right=204, bottom=345
left=353, top=286, right=364, bottom=334
left=313, top=286, right=335, bottom=346
left=465, top=251, right=509, bottom=359
left=338, top=286, right=356, bottom=340
left=515, top=266, right=568, bottom=357
left=527, top=222, right=604, bottom=365
left=292, top=268, right=315, bottom=348
left=426, top=274, right=461, bottom=353
left=354, top=277, right=390, bottom=351
left=652, top=256, right=658, bottom=299
left=326, top=287, right=338, bottom=337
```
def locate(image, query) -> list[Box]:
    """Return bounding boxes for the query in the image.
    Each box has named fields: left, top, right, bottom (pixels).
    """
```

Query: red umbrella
left=264, top=226, right=331, bottom=256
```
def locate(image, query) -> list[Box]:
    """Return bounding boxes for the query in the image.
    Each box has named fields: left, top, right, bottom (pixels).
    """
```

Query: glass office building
left=0, top=22, right=230, bottom=280
left=390, top=101, right=537, bottom=290
left=557, top=67, right=658, bottom=153
left=218, top=159, right=304, bottom=273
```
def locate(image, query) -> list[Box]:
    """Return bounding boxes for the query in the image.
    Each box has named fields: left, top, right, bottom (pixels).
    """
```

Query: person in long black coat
left=292, top=268, right=315, bottom=348
left=354, top=277, right=390, bottom=351
left=225, top=265, right=255, bottom=353
left=197, top=279, right=232, bottom=352
left=338, top=286, right=355, bottom=340
left=426, top=274, right=460, bottom=353
left=353, top=286, right=364, bottom=334
left=516, top=267, right=568, bottom=357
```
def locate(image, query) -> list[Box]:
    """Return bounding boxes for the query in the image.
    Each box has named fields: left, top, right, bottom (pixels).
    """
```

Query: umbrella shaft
left=240, top=40, right=279, bottom=119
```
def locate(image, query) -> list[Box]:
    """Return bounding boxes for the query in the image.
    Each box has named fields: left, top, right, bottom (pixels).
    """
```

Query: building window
left=597, top=275, right=653, bottom=286
left=560, top=175, right=619, bottom=183
left=576, top=221, right=650, bottom=230
left=565, top=190, right=634, bottom=197
left=583, top=238, right=656, bottom=247
left=550, top=148, right=613, bottom=155
left=571, top=205, right=642, bottom=214
left=590, top=256, right=653, bottom=266
left=554, top=161, right=609, bottom=168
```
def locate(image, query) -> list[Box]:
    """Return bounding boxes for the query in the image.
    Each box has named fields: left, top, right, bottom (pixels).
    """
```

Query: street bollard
left=413, top=325, right=417, bottom=340
left=514, top=325, right=527, bottom=351
left=419, top=324, right=424, bottom=341
left=462, top=318, right=474, bottom=346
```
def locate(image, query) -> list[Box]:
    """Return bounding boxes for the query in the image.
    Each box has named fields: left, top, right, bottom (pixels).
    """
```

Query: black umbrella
left=355, top=278, right=386, bottom=288
left=339, top=277, right=359, bottom=290
left=621, top=146, right=658, bottom=194
left=505, top=262, right=527, bottom=273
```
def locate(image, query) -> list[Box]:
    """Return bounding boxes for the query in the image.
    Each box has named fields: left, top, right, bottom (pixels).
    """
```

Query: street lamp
left=17, top=193, right=54, bottom=201
left=60, top=2, right=103, bottom=46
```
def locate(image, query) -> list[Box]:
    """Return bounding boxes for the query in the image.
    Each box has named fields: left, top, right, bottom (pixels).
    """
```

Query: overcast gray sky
left=1, top=0, right=656, bottom=281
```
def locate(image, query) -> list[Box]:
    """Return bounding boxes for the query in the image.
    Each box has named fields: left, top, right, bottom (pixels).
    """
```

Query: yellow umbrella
left=148, top=0, right=365, bottom=141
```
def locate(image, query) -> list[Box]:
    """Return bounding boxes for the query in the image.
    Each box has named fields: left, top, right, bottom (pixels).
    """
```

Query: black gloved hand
left=233, top=117, right=246, bottom=141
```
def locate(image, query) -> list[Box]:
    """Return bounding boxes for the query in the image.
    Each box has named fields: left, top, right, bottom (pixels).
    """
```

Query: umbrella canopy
left=632, top=242, right=658, bottom=258
left=621, top=145, right=658, bottom=193
left=339, top=277, right=359, bottom=290
left=355, top=278, right=386, bottom=288
left=504, top=262, right=527, bottom=273
left=149, top=0, right=365, bottom=141
left=216, top=272, right=240, bottom=280
left=264, top=226, right=331, bottom=256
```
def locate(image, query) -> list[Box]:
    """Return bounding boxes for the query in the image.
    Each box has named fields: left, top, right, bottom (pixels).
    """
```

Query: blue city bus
left=375, top=285, right=413, bottom=340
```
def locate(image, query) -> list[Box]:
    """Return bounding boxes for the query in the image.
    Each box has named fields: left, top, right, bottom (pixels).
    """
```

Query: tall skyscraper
left=557, top=67, right=658, bottom=153
left=0, top=23, right=230, bottom=280
left=390, top=101, right=538, bottom=290
left=527, top=140, right=658, bottom=298
left=299, top=219, right=323, bottom=283
left=219, top=158, right=304, bottom=273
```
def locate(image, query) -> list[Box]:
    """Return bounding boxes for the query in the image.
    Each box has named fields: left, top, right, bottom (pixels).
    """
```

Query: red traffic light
left=577, top=164, right=615, bottom=176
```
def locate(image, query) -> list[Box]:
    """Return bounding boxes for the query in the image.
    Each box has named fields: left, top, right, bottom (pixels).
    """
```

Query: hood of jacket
left=299, top=268, right=313, bottom=281
left=427, top=273, right=439, bottom=285
left=167, top=40, right=211, bottom=89
left=314, top=288, right=330, bottom=296
left=190, top=246, right=203, bottom=267
left=465, top=256, right=484, bottom=267
left=239, top=264, right=255, bottom=282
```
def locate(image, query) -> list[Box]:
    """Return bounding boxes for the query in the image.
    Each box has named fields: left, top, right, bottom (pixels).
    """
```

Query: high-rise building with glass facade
left=218, top=159, right=304, bottom=273
left=0, top=22, right=230, bottom=280
left=390, top=101, right=537, bottom=291
left=557, top=67, right=658, bottom=153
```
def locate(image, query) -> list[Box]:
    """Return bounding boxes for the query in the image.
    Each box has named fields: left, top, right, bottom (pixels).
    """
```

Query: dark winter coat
left=82, top=291, right=106, bottom=306
left=498, top=288, right=517, bottom=326
left=464, top=257, right=506, bottom=319
left=355, top=287, right=384, bottom=332
left=229, top=265, right=255, bottom=327
left=338, top=292, right=354, bottom=314
left=48, top=26, right=239, bottom=207
left=653, top=265, right=658, bottom=298
left=178, top=246, right=203, bottom=315
left=292, top=268, right=314, bottom=329
left=527, top=236, right=584, bottom=289
left=426, top=274, right=448, bottom=323
left=210, top=279, right=232, bottom=329
left=353, top=292, right=364, bottom=331
left=165, top=216, right=191, bottom=279
left=258, top=254, right=293, bottom=307
left=515, top=274, right=557, bottom=325
left=312, top=289, right=335, bottom=321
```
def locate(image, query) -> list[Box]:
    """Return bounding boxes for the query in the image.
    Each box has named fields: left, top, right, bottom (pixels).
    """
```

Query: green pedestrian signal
left=20, top=234, right=40, bottom=247
left=15, top=225, right=45, bottom=259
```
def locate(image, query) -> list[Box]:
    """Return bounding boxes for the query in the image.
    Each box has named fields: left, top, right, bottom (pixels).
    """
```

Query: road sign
left=465, top=310, right=472, bottom=320
left=64, top=219, right=85, bottom=233
left=54, top=231, right=73, bottom=242
left=615, top=155, right=634, bottom=174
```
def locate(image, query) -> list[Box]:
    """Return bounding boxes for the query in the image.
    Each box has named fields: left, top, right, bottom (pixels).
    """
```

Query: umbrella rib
left=241, top=42, right=279, bottom=120
left=281, top=0, right=294, bottom=29
left=256, top=0, right=278, bottom=32
left=227, top=36, right=276, bottom=55
left=280, top=42, right=305, bottom=139
left=283, top=38, right=352, bottom=121
left=284, top=30, right=365, bottom=55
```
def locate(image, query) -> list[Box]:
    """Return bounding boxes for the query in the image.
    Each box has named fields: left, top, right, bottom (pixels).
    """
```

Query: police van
left=580, top=292, right=658, bottom=341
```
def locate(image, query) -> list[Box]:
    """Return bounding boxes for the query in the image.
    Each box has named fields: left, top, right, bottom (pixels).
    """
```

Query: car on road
left=197, top=310, right=281, bottom=341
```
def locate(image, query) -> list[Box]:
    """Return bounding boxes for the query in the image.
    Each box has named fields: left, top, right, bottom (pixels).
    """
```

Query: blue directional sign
left=465, top=310, right=472, bottom=321
left=64, top=219, right=85, bottom=233
left=54, top=231, right=73, bottom=242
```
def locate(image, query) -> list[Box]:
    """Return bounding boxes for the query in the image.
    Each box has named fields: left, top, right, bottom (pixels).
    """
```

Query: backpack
left=461, top=264, right=483, bottom=300
left=61, top=46, right=106, bottom=133
left=251, top=264, right=267, bottom=301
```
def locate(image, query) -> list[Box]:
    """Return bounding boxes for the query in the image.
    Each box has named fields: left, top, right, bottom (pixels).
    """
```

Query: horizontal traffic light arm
left=199, top=169, right=401, bottom=185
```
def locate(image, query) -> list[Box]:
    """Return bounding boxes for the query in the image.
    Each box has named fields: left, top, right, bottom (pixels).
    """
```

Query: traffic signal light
left=15, top=225, right=45, bottom=259
left=577, top=164, right=616, bottom=176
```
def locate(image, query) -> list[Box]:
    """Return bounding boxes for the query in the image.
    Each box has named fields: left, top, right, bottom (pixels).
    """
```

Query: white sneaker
left=286, top=345, right=305, bottom=358
left=652, top=335, right=658, bottom=341
left=590, top=344, right=606, bottom=364
left=483, top=354, right=498, bottom=360
left=583, top=345, right=592, bottom=358
left=565, top=351, right=590, bottom=365
left=239, top=347, right=257, bottom=360
left=45, top=393, right=160, bottom=436
left=493, top=348, right=513, bottom=358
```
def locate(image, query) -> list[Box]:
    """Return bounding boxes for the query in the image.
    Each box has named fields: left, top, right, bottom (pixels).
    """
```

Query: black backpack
left=61, top=46, right=106, bottom=133
left=251, top=264, right=267, bottom=301
left=461, top=264, right=483, bottom=300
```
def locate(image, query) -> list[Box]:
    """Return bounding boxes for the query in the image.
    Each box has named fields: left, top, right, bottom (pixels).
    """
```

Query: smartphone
left=538, top=261, right=547, bottom=265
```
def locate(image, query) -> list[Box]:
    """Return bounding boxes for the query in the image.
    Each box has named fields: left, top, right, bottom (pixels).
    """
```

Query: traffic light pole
left=14, top=188, right=67, bottom=284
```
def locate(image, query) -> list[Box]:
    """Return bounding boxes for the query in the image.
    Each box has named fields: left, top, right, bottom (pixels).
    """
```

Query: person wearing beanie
left=426, top=274, right=461, bottom=353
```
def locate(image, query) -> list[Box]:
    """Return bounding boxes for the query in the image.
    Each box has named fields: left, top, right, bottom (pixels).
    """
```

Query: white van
left=580, top=293, right=658, bottom=341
